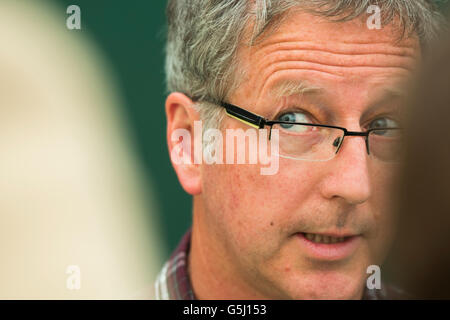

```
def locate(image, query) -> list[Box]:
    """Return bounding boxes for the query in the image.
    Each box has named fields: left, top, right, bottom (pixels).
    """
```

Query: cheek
left=202, top=160, right=316, bottom=258
left=370, top=164, right=397, bottom=223
left=368, top=164, right=398, bottom=260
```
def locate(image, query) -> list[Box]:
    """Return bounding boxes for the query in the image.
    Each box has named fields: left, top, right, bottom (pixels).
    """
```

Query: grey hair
left=165, top=0, right=445, bottom=130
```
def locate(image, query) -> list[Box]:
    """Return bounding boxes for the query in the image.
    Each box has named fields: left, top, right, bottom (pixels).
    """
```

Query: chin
left=283, top=270, right=365, bottom=300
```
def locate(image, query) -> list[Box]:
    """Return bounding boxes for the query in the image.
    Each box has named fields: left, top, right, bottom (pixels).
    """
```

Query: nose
left=320, top=135, right=371, bottom=205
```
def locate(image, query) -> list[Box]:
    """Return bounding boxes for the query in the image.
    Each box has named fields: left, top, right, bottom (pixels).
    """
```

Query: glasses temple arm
left=220, top=102, right=266, bottom=129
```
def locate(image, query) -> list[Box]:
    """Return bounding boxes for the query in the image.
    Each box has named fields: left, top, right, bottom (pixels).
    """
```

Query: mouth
left=302, top=232, right=352, bottom=244
left=295, top=232, right=362, bottom=261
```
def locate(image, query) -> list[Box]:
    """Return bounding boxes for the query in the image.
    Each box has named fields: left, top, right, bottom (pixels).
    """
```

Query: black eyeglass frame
left=218, top=101, right=402, bottom=157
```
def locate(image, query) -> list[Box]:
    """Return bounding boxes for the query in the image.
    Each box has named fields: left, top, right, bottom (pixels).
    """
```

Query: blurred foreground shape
left=0, top=0, right=164, bottom=299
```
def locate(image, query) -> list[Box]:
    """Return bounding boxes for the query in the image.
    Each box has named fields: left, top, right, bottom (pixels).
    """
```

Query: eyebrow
left=269, top=79, right=333, bottom=122
left=271, top=79, right=324, bottom=98
left=379, top=87, right=407, bottom=100
left=362, top=87, right=407, bottom=120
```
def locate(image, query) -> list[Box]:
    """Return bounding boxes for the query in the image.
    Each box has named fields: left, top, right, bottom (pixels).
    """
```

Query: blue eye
left=278, top=112, right=311, bottom=128
left=369, top=118, right=400, bottom=137
left=369, top=118, right=398, bottom=129
left=277, top=112, right=313, bottom=133
left=279, top=113, right=295, bottom=123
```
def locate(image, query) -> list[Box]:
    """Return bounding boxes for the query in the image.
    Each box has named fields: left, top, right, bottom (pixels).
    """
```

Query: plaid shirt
left=154, top=228, right=409, bottom=300
left=155, top=229, right=196, bottom=300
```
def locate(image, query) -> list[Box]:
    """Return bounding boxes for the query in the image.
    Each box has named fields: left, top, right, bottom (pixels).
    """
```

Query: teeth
left=304, top=233, right=346, bottom=244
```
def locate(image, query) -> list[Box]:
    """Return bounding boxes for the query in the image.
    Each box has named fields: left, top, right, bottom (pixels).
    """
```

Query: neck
left=188, top=195, right=268, bottom=299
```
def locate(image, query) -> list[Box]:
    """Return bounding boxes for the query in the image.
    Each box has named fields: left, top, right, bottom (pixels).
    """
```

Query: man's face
left=200, top=11, right=420, bottom=299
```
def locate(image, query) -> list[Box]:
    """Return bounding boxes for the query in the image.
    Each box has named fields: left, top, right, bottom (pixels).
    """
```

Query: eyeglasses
left=218, top=101, right=403, bottom=162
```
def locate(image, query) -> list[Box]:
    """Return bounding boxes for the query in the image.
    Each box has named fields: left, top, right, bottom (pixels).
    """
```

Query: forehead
left=233, top=10, right=421, bottom=109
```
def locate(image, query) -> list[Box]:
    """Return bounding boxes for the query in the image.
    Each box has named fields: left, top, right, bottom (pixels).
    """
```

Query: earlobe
left=166, top=92, right=202, bottom=195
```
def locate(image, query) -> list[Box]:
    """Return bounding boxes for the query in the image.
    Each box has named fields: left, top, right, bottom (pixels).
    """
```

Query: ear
left=166, top=92, right=202, bottom=195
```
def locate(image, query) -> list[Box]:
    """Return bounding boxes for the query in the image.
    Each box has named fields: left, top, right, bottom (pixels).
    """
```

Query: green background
left=56, top=0, right=191, bottom=258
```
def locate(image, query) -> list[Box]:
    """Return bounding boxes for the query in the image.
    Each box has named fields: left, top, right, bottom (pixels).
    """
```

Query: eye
left=369, top=117, right=400, bottom=137
left=277, top=111, right=313, bottom=132
left=368, top=117, right=399, bottom=129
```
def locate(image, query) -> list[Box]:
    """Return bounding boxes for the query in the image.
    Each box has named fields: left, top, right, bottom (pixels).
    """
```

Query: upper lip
left=299, top=231, right=360, bottom=238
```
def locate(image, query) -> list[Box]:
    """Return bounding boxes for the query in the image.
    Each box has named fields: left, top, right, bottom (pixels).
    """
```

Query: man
left=156, top=0, right=443, bottom=299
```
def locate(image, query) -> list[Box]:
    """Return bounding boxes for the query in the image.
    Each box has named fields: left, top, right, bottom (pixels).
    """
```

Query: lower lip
left=296, top=233, right=361, bottom=261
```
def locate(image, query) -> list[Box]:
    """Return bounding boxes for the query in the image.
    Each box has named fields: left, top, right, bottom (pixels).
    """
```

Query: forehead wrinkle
left=256, top=39, right=418, bottom=59
left=261, top=56, right=415, bottom=73
left=257, top=62, right=409, bottom=101
left=250, top=39, right=417, bottom=89
left=255, top=43, right=417, bottom=73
